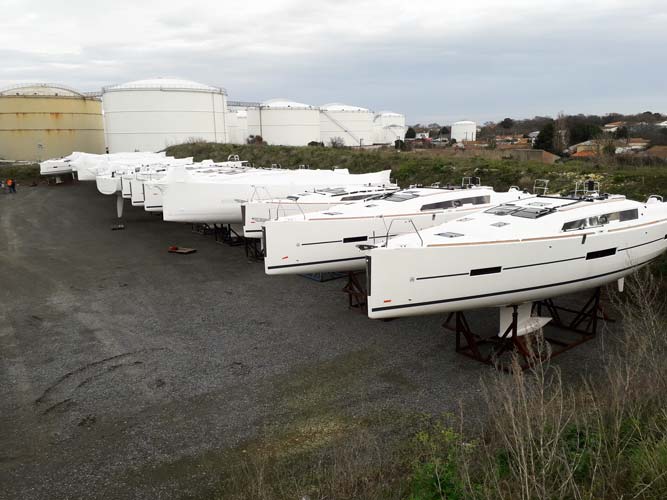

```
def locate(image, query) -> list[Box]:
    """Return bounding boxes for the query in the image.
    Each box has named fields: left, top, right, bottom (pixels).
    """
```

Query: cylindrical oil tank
left=372, top=111, right=407, bottom=144
left=319, top=103, right=374, bottom=147
left=451, top=120, right=477, bottom=143
left=102, top=78, right=228, bottom=153
left=226, top=109, right=248, bottom=144
left=246, top=99, right=320, bottom=146
left=0, top=83, right=104, bottom=161
left=236, top=110, right=248, bottom=144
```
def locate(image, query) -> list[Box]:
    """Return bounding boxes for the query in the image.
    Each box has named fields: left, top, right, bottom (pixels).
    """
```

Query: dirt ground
left=0, top=183, right=608, bottom=499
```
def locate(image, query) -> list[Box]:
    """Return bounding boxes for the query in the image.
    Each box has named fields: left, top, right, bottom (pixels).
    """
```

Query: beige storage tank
left=0, top=83, right=105, bottom=161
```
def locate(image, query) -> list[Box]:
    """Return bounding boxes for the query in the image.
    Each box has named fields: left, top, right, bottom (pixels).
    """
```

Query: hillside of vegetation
left=166, top=142, right=667, bottom=201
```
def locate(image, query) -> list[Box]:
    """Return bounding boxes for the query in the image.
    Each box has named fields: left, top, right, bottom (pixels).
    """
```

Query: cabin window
left=618, top=209, right=639, bottom=222
left=322, top=211, right=343, bottom=216
left=420, top=200, right=456, bottom=211
left=491, top=221, right=510, bottom=227
left=562, top=209, right=639, bottom=231
left=435, top=232, right=464, bottom=238
left=420, top=195, right=490, bottom=212
left=562, top=218, right=587, bottom=231
left=341, top=194, right=374, bottom=201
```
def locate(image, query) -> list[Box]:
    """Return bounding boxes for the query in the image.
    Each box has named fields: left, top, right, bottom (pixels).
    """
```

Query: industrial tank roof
left=376, top=111, right=402, bottom=116
left=260, top=99, right=315, bottom=109
left=0, top=82, right=87, bottom=97
left=103, top=78, right=226, bottom=94
left=453, top=120, right=476, bottom=125
left=321, top=103, right=369, bottom=112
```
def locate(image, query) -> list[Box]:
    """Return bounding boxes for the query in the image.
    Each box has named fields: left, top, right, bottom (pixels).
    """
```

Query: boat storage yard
left=3, top=149, right=667, bottom=497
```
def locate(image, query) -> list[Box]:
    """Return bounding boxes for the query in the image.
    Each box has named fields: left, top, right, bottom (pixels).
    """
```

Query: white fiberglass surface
left=386, top=195, right=655, bottom=249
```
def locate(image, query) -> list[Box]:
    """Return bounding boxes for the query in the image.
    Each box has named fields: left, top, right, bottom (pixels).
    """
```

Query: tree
left=328, top=136, right=345, bottom=148
left=405, top=127, right=416, bottom=139
left=499, top=117, right=515, bottom=129
left=614, top=127, right=629, bottom=139
left=569, top=122, right=600, bottom=144
left=440, top=126, right=450, bottom=136
left=534, top=122, right=555, bottom=153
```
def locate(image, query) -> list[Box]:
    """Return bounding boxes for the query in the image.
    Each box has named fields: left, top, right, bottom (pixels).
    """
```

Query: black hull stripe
left=619, top=237, right=665, bottom=252
left=416, top=238, right=666, bottom=278
left=371, top=257, right=658, bottom=313
left=267, top=256, right=365, bottom=270
left=505, top=256, right=585, bottom=270
left=145, top=205, right=162, bottom=209
left=417, top=272, right=468, bottom=281
left=245, top=229, right=262, bottom=234
left=301, top=239, right=343, bottom=246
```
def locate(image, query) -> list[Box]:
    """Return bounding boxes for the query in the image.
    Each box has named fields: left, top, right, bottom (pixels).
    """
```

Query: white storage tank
left=451, top=120, right=477, bottom=143
left=246, top=99, right=320, bottom=146
left=319, top=103, right=374, bottom=147
left=372, top=111, right=407, bottom=144
left=102, top=78, right=228, bottom=152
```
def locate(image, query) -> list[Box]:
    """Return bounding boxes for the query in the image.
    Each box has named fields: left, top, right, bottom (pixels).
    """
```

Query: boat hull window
left=470, top=266, right=502, bottom=276
left=343, top=236, right=368, bottom=244
left=586, top=248, right=617, bottom=260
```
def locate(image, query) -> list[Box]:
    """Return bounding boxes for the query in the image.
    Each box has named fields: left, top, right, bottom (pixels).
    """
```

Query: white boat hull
left=96, top=175, right=121, bottom=195
left=367, top=219, right=667, bottom=319
left=163, top=170, right=392, bottom=225
left=264, top=208, right=483, bottom=275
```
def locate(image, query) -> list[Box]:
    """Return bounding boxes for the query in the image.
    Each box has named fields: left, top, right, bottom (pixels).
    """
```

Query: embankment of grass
left=0, top=163, right=41, bottom=184
left=166, top=142, right=667, bottom=200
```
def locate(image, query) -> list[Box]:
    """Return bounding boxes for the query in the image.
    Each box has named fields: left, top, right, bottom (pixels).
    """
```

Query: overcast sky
left=1, top=0, right=665, bottom=124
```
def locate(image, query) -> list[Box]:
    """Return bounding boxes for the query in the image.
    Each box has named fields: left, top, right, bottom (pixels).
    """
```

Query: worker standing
left=7, top=178, right=16, bottom=193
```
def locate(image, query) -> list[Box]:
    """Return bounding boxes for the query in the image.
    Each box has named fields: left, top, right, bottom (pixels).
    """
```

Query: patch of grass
left=166, top=142, right=667, bottom=200
left=0, top=163, right=40, bottom=183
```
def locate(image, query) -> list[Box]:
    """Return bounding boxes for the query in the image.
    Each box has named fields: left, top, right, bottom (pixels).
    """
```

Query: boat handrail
left=249, top=185, right=273, bottom=202
left=533, top=179, right=549, bottom=195
left=274, top=197, right=308, bottom=220
left=648, top=194, right=664, bottom=202
left=462, top=177, right=481, bottom=188
left=384, top=218, right=424, bottom=247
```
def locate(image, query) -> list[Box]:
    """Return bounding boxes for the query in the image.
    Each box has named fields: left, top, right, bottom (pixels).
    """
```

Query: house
left=603, top=121, right=625, bottom=133
left=626, top=138, right=650, bottom=150
left=527, top=131, right=540, bottom=145
left=572, top=150, right=598, bottom=159
left=657, top=120, right=667, bottom=128
left=645, top=146, right=667, bottom=159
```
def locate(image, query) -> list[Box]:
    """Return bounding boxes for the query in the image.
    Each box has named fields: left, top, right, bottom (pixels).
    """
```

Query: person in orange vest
left=6, top=178, right=16, bottom=193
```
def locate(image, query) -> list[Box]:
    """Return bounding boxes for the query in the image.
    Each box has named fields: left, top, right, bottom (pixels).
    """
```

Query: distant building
left=644, top=145, right=667, bottom=159
left=657, top=120, right=667, bottom=128
left=527, top=131, right=540, bottom=145
left=451, top=121, right=477, bottom=142
left=603, top=121, right=625, bottom=133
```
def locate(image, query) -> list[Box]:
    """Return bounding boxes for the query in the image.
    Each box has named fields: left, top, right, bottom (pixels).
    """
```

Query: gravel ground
left=0, top=183, right=609, bottom=499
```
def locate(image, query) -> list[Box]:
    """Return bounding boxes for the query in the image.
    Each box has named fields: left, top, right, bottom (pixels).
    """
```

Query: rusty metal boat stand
left=443, top=287, right=610, bottom=371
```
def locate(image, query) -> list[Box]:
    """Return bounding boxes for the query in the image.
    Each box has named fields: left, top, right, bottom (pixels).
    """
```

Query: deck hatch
left=470, top=266, right=502, bottom=276
left=435, top=232, right=464, bottom=238
left=586, top=248, right=617, bottom=260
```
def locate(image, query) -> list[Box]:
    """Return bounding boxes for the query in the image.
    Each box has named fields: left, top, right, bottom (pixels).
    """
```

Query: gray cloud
left=1, top=0, right=665, bottom=123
